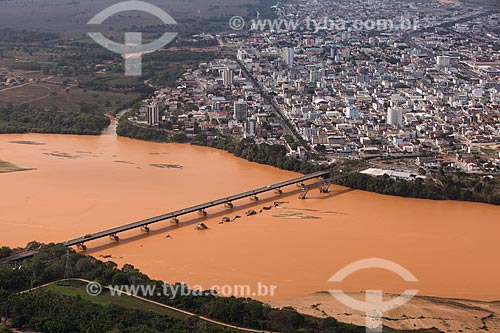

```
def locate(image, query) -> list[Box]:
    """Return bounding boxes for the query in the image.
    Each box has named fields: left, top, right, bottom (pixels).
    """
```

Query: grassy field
left=0, top=79, right=141, bottom=113
left=0, top=0, right=259, bottom=117
left=43, top=281, right=189, bottom=320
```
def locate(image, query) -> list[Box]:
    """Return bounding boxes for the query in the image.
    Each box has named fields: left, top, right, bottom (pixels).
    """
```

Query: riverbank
left=116, top=118, right=500, bottom=206
left=329, top=160, right=500, bottom=205
left=0, top=244, right=364, bottom=333
left=117, top=117, right=325, bottom=175
left=271, top=291, right=500, bottom=333
left=1, top=130, right=500, bottom=304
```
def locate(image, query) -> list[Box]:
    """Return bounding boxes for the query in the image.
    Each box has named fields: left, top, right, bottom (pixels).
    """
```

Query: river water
left=1, top=124, right=499, bottom=302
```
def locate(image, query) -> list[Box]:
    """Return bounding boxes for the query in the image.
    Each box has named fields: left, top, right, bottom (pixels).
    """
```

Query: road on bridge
left=63, top=170, right=331, bottom=249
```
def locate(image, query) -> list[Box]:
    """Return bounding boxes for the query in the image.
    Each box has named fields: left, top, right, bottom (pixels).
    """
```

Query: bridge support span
left=62, top=170, right=331, bottom=250
left=299, top=180, right=333, bottom=199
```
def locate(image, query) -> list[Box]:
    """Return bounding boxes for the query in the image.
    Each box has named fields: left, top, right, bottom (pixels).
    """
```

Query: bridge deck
left=63, top=170, right=330, bottom=247
left=0, top=250, right=40, bottom=264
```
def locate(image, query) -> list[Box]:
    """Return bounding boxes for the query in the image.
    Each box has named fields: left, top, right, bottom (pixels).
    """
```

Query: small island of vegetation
left=0, top=159, right=34, bottom=174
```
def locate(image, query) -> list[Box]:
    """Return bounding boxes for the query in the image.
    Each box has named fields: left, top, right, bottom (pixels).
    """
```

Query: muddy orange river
left=1, top=126, right=499, bottom=302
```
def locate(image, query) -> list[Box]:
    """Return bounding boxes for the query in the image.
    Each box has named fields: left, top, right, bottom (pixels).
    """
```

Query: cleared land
left=0, top=0, right=260, bottom=36
left=0, top=79, right=141, bottom=113
left=43, top=281, right=188, bottom=320
left=460, top=0, right=500, bottom=7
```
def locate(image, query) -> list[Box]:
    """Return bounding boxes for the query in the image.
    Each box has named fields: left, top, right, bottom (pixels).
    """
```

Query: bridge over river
left=63, top=170, right=331, bottom=250
left=0, top=170, right=331, bottom=263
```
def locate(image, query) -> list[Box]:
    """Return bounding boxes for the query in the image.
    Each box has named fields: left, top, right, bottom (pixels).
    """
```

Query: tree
left=315, top=144, right=326, bottom=153
left=171, top=133, right=188, bottom=143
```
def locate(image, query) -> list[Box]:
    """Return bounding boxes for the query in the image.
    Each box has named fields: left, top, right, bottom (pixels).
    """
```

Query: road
left=235, top=59, right=309, bottom=151
left=0, top=75, right=55, bottom=93
left=19, top=278, right=276, bottom=333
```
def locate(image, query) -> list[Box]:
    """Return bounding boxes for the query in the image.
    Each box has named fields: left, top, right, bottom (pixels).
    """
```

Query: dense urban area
left=116, top=0, right=500, bottom=203
left=0, top=0, right=500, bottom=332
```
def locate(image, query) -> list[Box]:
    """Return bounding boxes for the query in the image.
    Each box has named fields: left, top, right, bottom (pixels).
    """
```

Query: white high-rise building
left=147, top=101, right=160, bottom=126
left=222, top=68, right=233, bottom=87
left=387, top=107, right=403, bottom=126
left=246, top=116, right=256, bottom=137
left=309, top=69, right=323, bottom=83
left=283, top=48, right=294, bottom=67
left=345, top=105, right=360, bottom=119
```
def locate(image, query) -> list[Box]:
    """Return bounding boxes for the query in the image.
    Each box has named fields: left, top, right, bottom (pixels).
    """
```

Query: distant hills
left=461, top=0, right=500, bottom=8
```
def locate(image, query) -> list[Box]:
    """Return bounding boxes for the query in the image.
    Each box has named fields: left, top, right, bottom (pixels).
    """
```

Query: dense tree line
left=330, top=161, right=500, bottom=205
left=0, top=106, right=110, bottom=135
left=8, top=61, right=41, bottom=71
left=79, top=75, right=155, bottom=94
left=116, top=118, right=325, bottom=174
left=77, top=50, right=214, bottom=91
left=0, top=244, right=363, bottom=333
left=334, top=172, right=445, bottom=200
left=117, top=118, right=167, bottom=142
left=142, top=51, right=215, bottom=87
left=207, top=137, right=325, bottom=174
left=437, top=172, right=500, bottom=204
left=0, top=247, right=12, bottom=259
left=0, top=290, right=231, bottom=333
left=0, top=29, right=58, bottom=43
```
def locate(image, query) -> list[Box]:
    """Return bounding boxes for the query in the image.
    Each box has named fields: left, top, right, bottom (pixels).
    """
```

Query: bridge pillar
left=77, top=243, right=87, bottom=251
left=274, top=188, right=283, bottom=195
left=198, top=209, right=208, bottom=217
left=109, top=234, right=119, bottom=241
left=171, top=218, right=180, bottom=225
left=141, top=225, right=150, bottom=233
left=319, top=183, right=331, bottom=193
left=297, top=183, right=305, bottom=188
left=299, top=190, right=309, bottom=200
left=224, top=202, right=234, bottom=209
left=250, top=195, right=259, bottom=202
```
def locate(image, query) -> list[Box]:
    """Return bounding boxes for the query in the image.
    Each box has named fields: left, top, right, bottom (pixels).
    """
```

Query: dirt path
left=0, top=76, right=54, bottom=93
